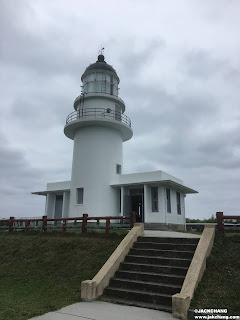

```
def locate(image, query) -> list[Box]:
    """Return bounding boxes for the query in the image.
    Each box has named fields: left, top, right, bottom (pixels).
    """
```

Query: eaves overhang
left=32, top=188, right=70, bottom=196
left=110, top=179, right=198, bottom=194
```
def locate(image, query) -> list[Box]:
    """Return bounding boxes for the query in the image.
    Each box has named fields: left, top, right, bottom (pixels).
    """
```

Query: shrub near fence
left=0, top=212, right=136, bottom=234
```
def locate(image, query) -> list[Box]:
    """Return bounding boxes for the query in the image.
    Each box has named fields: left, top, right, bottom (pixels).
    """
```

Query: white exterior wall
left=46, top=181, right=71, bottom=192
left=144, top=185, right=167, bottom=223
left=159, top=186, right=166, bottom=223
left=43, top=181, right=187, bottom=224
left=45, top=193, right=55, bottom=218
left=144, top=184, right=150, bottom=221
left=44, top=181, right=71, bottom=219
left=112, top=170, right=183, bottom=185
left=143, top=185, right=186, bottom=224
left=63, top=191, right=70, bottom=218
left=165, top=188, right=186, bottom=225
left=69, top=125, right=123, bottom=217
left=77, top=96, right=123, bottom=114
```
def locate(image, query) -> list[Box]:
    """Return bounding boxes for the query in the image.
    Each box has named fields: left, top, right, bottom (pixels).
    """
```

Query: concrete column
left=144, top=184, right=148, bottom=223
left=164, top=187, right=168, bottom=224
left=63, top=191, right=70, bottom=218
left=120, top=186, right=124, bottom=216
left=45, top=193, right=55, bottom=219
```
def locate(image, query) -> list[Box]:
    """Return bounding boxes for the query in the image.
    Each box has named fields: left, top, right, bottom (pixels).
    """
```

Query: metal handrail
left=66, top=108, right=131, bottom=127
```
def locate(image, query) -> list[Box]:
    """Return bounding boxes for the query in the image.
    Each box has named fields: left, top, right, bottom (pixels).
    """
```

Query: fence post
left=25, top=220, right=30, bottom=231
left=9, top=217, right=14, bottom=232
left=82, top=214, right=88, bottom=233
left=62, top=219, right=67, bottom=233
left=106, top=218, right=110, bottom=234
left=42, top=216, right=47, bottom=232
left=130, top=211, right=136, bottom=228
left=216, top=212, right=224, bottom=233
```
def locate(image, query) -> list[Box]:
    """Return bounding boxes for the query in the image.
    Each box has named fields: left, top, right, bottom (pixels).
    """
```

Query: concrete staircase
left=144, top=223, right=184, bottom=231
left=101, top=236, right=199, bottom=312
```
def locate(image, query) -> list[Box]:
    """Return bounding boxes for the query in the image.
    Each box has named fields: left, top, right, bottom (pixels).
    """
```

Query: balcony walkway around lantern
left=66, top=108, right=131, bottom=127
left=64, top=108, right=133, bottom=141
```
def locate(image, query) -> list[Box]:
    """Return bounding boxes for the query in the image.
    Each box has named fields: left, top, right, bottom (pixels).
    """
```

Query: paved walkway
left=29, top=301, right=176, bottom=320
left=143, top=230, right=201, bottom=238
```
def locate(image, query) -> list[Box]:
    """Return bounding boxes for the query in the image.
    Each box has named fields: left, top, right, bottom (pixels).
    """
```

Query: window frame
left=151, top=187, right=159, bottom=212
left=166, top=188, right=171, bottom=213
left=76, top=188, right=84, bottom=205
left=176, top=191, right=181, bottom=215
left=116, top=164, right=122, bottom=174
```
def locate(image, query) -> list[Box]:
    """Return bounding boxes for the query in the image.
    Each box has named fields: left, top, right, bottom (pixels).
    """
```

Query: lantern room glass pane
left=88, top=82, right=95, bottom=92
left=96, top=72, right=102, bottom=80
left=88, top=73, right=95, bottom=81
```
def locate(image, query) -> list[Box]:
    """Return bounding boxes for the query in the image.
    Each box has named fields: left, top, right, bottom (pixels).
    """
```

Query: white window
left=176, top=192, right=181, bottom=215
left=116, top=164, right=121, bottom=174
left=151, top=187, right=158, bottom=212
left=76, top=188, right=84, bottom=204
left=166, top=188, right=171, bottom=213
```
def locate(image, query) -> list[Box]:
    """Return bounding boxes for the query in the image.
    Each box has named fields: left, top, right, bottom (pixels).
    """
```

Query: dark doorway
left=123, top=188, right=144, bottom=222
left=131, top=194, right=144, bottom=222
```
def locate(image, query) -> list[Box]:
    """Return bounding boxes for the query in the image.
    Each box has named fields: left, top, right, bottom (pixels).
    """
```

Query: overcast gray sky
left=1, top=0, right=240, bottom=219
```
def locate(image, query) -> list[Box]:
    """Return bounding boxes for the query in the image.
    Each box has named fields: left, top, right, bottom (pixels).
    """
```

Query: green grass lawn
left=0, top=230, right=127, bottom=320
left=190, top=232, right=240, bottom=315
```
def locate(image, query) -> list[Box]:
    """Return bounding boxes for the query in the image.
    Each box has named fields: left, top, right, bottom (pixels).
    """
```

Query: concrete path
left=29, top=301, right=176, bottom=320
left=143, top=230, right=201, bottom=238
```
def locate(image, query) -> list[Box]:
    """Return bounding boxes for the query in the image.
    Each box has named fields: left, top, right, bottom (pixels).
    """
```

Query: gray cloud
left=1, top=0, right=240, bottom=219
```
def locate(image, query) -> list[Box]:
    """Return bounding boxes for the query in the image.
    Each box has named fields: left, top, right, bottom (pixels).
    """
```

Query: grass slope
left=0, top=230, right=127, bottom=320
left=191, top=232, right=240, bottom=315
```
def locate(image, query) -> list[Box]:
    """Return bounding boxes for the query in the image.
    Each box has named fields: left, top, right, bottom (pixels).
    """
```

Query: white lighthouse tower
left=64, top=53, right=133, bottom=217
left=33, top=52, right=197, bottom=229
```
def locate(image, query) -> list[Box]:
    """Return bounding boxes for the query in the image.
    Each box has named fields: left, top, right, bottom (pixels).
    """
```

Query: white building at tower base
left=33, top=54, right=197, bottom=228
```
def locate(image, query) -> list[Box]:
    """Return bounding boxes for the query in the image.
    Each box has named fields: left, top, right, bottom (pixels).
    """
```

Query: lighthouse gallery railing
left=66, top=108, right=131, bottom=128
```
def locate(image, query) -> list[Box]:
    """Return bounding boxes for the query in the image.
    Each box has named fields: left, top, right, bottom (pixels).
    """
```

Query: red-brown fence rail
left=216, top=212, right=240, bottom=233
left=0, top=212, right=136, bottom=234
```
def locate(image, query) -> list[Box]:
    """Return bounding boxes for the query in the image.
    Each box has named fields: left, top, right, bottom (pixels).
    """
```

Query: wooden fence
left=0, top=212, right=136, bottom=234
left=216, top=212, right=240, bottom=233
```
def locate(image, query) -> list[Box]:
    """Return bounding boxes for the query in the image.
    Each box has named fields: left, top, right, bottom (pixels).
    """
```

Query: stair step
left=129, top=248, right=195, bottom=259
left=100, top=296, right=172, bottom=313
left=104, top=287, right=172, bottom=306
left=120, top=262, right=188, bottom=275
left=125, top=255, right=192, bottom=267
left=138, top=236, right=199, bottom=245
left=100, top=235, right=197, bottom=312
left=115, top=269, right=185, bottom=285
left=134, top=241, right=197, bottom=251
left=109, top=277, right=181, bottom=295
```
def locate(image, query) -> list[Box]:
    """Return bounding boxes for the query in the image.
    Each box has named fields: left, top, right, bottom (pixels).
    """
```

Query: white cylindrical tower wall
left=65, top=54, right=132, bottom=217
left=68, top=125, right=123, bottom=217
